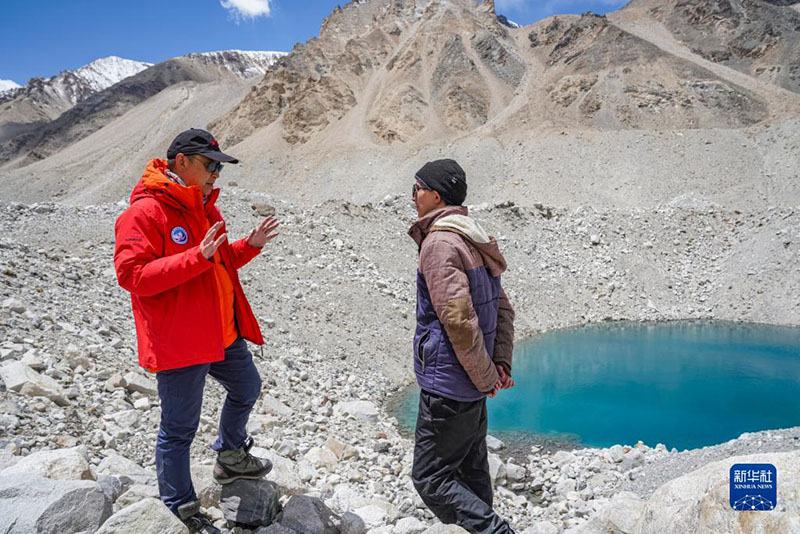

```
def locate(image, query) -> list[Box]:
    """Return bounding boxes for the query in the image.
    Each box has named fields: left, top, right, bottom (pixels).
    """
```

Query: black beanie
left=415, top=159, right=467, bottom=206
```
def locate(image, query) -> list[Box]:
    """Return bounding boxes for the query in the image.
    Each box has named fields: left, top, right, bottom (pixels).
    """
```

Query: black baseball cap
left=166, top=128, right=239, bottom=164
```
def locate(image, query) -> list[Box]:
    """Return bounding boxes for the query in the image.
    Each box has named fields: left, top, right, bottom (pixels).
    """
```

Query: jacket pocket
left=417, top=330, right=430, bottom=372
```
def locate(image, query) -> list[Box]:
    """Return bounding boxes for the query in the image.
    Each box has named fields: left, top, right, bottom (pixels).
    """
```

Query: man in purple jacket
left=408, top=159, right=516, bottom=534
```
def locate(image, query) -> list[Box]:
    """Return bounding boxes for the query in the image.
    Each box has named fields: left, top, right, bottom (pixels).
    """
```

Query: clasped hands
left=487, top=364, right=515, bottom=398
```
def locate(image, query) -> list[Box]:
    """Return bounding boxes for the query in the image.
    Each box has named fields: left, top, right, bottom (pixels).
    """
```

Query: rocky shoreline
left=1, top=190, right=799, bottom=533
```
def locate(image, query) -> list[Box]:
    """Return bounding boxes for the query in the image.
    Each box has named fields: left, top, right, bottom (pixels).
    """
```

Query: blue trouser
left=155, top=337, right=262, bottom=514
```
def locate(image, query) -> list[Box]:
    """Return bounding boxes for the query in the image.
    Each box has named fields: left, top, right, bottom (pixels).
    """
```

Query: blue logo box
left=730, top=463, right=777, bottom=511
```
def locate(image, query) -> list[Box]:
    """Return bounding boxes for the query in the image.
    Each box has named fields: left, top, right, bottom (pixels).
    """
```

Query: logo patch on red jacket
left=170, top=226, right=188, bottom=245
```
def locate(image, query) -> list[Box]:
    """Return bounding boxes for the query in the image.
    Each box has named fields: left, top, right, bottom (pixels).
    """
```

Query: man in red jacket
left=114, top=129, right=279, bottom=533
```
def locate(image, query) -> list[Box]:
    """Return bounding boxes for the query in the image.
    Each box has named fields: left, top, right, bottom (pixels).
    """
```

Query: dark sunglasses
left=412, top=183, right=429, bottom=197
left=204, top=160, right=224, bottom=173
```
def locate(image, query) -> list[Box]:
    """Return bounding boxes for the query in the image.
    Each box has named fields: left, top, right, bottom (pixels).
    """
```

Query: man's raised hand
left=246, top=217, right=280, bottom=249
left=201, top=221, right=227, bottom=260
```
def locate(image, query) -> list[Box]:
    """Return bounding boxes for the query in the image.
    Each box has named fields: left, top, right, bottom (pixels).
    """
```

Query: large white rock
left=256, top=448, right=304, bottom=495
left=552, top=450, right=577, bottom=467
left=568, top=451, right=800, bottom=534
left=505, top=462, right=526, bottom=482
left=115, top=484, right=159, bottom=510
left=96, top=497, right=188, bottom=533
left=353, top=504, right=388, bottom=529
left=334, top=400, right=379, bottom=422
left=394, top=516, right=427, bottom=534
left=521, top=521, right=560, bottom=534
left=488, top=452, right=506, bottom=483
left=122, top=372, right=157, bottom=396
left=0, top=446, right=93, bottom=480
left=485, top=435, right=505, bottom=452
left=635, top=451, right=800, bottom=534
left=0, top=361, right=68, bottom=405
left=260, top=395, right=294, bottom=416
left=0, top=474, right=111, bottom=534
left=305, top=446, right=339, bottom=471
left=96, top=451, right=157, bottom=486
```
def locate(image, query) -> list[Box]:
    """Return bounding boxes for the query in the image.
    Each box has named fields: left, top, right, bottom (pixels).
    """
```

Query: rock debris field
left=1, top=188, right=799, bottom=533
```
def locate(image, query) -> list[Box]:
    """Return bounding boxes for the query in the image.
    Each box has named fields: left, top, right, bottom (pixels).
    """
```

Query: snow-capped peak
left=184, top=50, right=287, bottom=78
left=0, top=79, right=21, bottom=94
left=497, top=14, right=521, bottom=29
left=72, top=56, right=152, bottom=92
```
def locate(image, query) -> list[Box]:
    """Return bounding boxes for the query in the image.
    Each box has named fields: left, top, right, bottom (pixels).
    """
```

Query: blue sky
left=1, top=0, right=628, bottom=85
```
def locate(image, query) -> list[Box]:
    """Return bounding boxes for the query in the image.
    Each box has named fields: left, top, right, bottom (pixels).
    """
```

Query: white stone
left=0, top=361, right=68, bottom=406
left=0, top=446, right=93, bottom=480
left=304, top=446, right=339, bottom=471
left=122, top=372, right=157, bottom=396
left=96, top=452, right=157, bottom=486
left=334, top=400, right=379, bottom=423
left=521, top=521, right=559, bottom=534
left=260, top=395, right=294, bottom=416
left=488, top=452, right=506, bottom=483
left=353, top=504, right=388, bottom=529
left=485, top=435, right=505, bottom=451
left=552, top=450, right=577, bottom=467
left=505, top=462, right=526, bottom=482
left=394, top=517, right=427, bottom=534
left=95, top=497, right=188, bottom=533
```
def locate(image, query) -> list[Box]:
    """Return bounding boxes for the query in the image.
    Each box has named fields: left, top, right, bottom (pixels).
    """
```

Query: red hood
left=130, top=159, right=220, bottom=213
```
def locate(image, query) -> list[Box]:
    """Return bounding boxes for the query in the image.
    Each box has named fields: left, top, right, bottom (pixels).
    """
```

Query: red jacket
left=114, top=159, right=264, bottom=372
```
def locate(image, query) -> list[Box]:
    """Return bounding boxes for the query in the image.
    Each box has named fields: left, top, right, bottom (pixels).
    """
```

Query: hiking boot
left=177, top=501, right=221, bottom=534
left=213, top=436, right=272, bottom=484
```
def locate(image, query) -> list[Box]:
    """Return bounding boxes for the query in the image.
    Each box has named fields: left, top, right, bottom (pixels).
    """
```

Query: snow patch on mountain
left=185, top=50, right=287, bottom=78
left=0, top=80, right=21, bottom=93
left=72, top=56, right=152, bottom=92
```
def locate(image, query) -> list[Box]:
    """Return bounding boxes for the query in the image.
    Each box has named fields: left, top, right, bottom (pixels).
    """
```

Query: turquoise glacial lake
left=391, top=321, right=800, bottom=451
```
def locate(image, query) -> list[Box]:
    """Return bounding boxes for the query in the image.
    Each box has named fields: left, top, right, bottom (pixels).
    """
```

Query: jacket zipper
left=417, top=331, right=430, bottom=372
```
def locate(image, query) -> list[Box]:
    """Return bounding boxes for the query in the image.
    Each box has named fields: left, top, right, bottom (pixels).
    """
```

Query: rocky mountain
left=0, top=57, right=152, bottom=126
left=617, top=0, right=800, bottom=94
left=0, top=51, right=285, bottom=168
left=1, top=0, right=799, bottom=210
left=210, top=0, right=798, bottom=150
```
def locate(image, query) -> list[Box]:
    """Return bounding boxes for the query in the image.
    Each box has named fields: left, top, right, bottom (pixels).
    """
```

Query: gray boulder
left=279, top=495, right=340, bottom=534
left=220, top=478, right=281, bottom=527
left=340, top=512, right=366, bottom=534
left=0, top=474, right=111, bottom=534
left=97, top=475, right=126, bottom=505
left=95, top=497, right=188, bottom=533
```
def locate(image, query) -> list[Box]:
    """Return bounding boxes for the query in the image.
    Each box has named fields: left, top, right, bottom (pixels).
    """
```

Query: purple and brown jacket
left=409, top=205, right=515, bottom=402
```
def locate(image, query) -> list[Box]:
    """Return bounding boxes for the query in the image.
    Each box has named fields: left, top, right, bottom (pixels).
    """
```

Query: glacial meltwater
left=391, top=321, right=800, bottom=451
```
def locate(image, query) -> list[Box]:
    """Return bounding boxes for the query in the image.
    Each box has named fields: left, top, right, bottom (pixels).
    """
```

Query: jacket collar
left=408, top=205, right=468, bottom=248
left=130, top=159, right=220, bottom=215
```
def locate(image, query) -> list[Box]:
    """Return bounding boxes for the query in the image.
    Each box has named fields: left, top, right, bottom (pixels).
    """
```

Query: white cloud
left=220, top=0, right=272, bottom=19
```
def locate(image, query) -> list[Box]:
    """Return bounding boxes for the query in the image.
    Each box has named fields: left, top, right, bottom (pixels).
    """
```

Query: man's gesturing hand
left=246, top=217, right=280, bottom=249
left=201, top=221, right=227, bottom=260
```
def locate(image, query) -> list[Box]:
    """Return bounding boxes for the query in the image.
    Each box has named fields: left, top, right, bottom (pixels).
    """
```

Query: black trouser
left=412, top=390, right=514, bottom=534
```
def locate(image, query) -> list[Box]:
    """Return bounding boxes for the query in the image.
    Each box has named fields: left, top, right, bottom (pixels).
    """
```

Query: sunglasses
left=412, top=183, right=429, bottom=197
left=204, top=160, right=224, bottom=173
